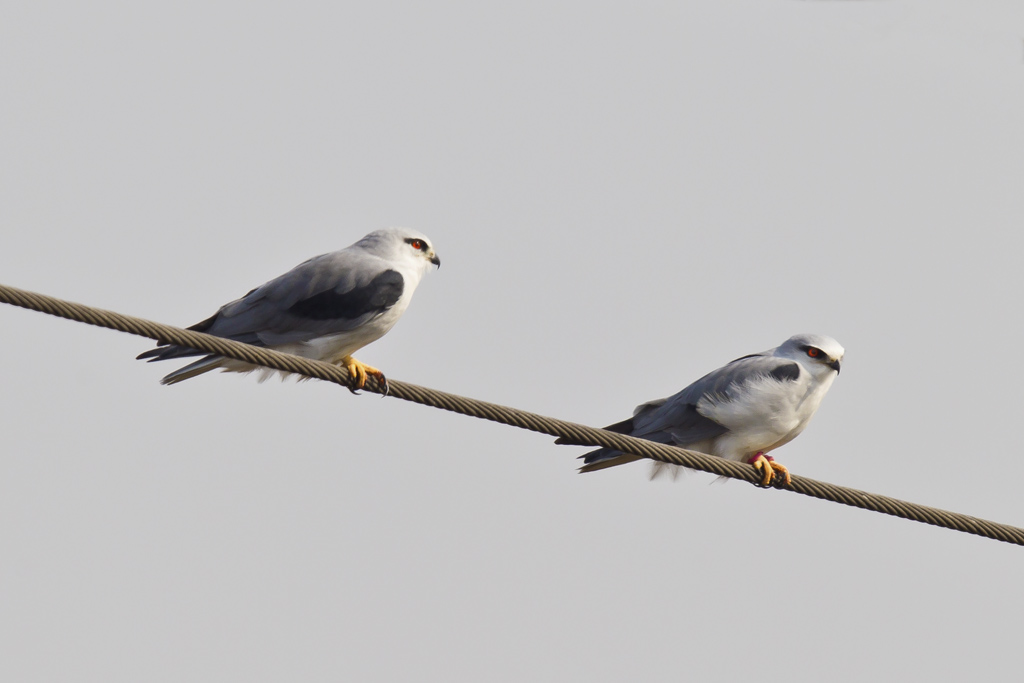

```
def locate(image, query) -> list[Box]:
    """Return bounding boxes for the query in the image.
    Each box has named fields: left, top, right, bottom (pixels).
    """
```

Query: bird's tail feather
left=560, top=417, right=641, bottom=472
left=577, top=449, right=644, bottom=473
left=136, top=314, right=224, bottom=362
left=160, top=356, right=227, bottom=385
left=136, top=344, right=206, bottom=362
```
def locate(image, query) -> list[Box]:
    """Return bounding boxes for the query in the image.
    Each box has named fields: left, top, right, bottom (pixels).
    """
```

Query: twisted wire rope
left=2, top=282, right=1021, bottom=546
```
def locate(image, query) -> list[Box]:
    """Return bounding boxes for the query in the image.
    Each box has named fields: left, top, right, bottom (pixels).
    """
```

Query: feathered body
left=138, top=228, right=440, bottom=385
left=572, top=334, right=844, bottom=473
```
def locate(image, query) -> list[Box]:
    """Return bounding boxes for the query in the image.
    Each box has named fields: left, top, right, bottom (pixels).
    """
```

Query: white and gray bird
left=137, top=228, right=440, bottom=389
left=567, top=334, right=844, bottom=486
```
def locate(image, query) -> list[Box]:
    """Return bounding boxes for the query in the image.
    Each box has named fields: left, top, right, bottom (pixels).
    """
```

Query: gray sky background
left=3, top=1, right=1024, bottom=681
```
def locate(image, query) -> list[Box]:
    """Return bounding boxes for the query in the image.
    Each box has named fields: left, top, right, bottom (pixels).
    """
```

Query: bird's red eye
left=411, top=240, right=423, bottom=250
left=807, top=348, right=820, bottom=358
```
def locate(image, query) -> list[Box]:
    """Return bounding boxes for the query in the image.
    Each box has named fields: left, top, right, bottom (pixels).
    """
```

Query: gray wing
left=138, top=249, right=403, bottom=361
left=578, top=352, right=801, bottom=470
left=210, top=249, right=404, bottom=345
left=632, top=354, right=798, bottom=437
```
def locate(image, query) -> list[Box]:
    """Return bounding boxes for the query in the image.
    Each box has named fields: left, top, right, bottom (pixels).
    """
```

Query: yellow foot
left=338, top=355, right=388, bottom=395
left=749, top=452, right=791, bottom=488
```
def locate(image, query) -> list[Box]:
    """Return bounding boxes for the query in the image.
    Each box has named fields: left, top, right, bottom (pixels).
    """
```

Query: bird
left=563, top=334, right=844, bottom=487
left=137, top=228, right=440, bottom=390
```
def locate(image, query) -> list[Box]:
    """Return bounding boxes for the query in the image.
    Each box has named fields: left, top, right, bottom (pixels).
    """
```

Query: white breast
left=698, top=370, right=834, bottom=461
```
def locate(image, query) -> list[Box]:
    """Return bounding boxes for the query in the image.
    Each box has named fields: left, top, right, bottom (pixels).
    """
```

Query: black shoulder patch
left=288, top=269, right=404, bottom=321
left=768, top=363, right=801, bottom=383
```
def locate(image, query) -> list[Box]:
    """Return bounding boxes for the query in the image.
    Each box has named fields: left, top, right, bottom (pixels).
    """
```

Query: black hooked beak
left=430, top=253, right=441, bottom=268
left=830, top=359, right=841, bottom=374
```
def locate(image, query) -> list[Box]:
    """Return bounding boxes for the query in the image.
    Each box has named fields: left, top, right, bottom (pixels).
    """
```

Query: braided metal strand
left=2, top=282, right=1022, bottom=546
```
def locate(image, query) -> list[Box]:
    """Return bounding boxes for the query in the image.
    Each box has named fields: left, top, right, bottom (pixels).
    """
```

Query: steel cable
left=2, top=282, right=1021, bottom=546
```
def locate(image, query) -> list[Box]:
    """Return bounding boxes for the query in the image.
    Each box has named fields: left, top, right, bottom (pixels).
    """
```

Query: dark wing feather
left=137, top=249, right=404, bottom=362
left=768, top=362, right=800, bottom=382
left=632, top=400, right=729, bottom=446
left=287, top=269, right=403, bottom=321
left=577, top=401, right=699, bottom=466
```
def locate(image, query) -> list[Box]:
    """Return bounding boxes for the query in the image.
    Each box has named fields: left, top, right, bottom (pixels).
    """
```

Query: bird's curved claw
left=749, top=452, right=791, bottom=489
left=339, top=356, right=387, bottom=396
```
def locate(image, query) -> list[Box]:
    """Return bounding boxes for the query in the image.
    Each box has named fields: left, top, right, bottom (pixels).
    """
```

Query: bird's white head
left=355, top=228, right=441, bottom=273
left=775, top=333, right=845, bottom=377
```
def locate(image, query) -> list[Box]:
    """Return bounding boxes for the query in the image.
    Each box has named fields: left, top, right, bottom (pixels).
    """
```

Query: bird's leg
left=338, top=355, right=389, bottom=395
left=748, top=452, right=791, bottom=488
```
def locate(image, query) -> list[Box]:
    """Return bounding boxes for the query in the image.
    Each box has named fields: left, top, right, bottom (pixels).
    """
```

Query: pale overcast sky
left=3, top=2, right=1024, bottom=681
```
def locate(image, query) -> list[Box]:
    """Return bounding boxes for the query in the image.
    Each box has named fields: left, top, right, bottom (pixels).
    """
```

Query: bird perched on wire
left=137, top=228, right=440, bottom=391
left=562, top=334, right=844, bottom=487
